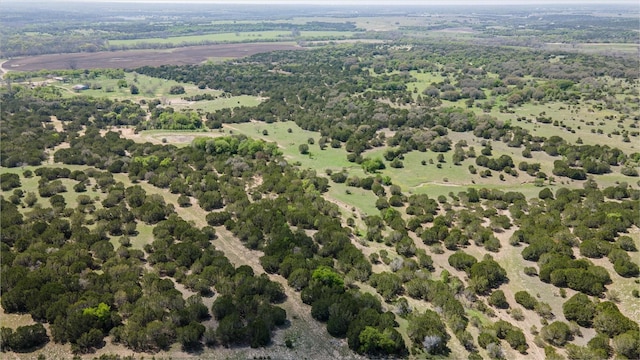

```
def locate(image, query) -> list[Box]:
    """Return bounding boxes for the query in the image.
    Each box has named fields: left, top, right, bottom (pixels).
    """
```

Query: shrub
left=169, top=85, right=185, bottom=94
left=511, top=308, right=524, bottom=321
left=0, top=324, right=49, bottom=352
left=488, top=290, right=509, bottom=309
left=616, top=236, right=637, bottom=252
left=541, top=321, right=572, bottom=347
left=448, top=251, right=477, bottom=272
left=514, top=291, right=537, bottom=310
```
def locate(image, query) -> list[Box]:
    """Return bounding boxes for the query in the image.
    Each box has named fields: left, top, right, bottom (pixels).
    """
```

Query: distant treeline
left=0, top=22, right=360, bottom=57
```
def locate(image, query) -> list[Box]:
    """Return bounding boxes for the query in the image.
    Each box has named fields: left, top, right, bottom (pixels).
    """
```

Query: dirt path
left=0, top=60, right=7, bottom=80
left=117, top=177, right=358, bottom=359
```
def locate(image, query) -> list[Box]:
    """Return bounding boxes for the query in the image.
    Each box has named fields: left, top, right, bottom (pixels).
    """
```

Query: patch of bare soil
left=4, top=43, right=301, bottom=72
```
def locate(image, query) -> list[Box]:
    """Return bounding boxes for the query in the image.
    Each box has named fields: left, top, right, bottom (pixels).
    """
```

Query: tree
left=612, top=330, right=640, bottom=359
left=177, top=322, right=205, bottom=351
left=448, top=251, right=477, bottom=272
left=362, top=157, right=385, bottom=173
left=593, top=302, right=639, bottom=338
left=407, top=310, right=450, bottom=355
left=488, top=290, right=509, bottom=309
left=468, top=257, right=508, bottom=294
left=169, top=85, right=185, bottom=94
left=1, top=324, right=49, bottom=352
left=247, top=318, right=270, bottom=348
left=216, top=313, right=245, bottom=347
left=312, top=266, right=344, bottom=288
left=505, top=328, right=528, bottom=354
left=130, top=85, right=139, bottom=95
left=0, top=173, right=21, bottom=191
left=515, top=291, right=537, bottom=310
left=358, top=326, right=396, bottom=355
left=298, top=143, right=309, bottom=155
left=73, top=328, right=104, bottom=354
left=563, top=293, right=596, bottom=327
left=541, top=321, right=572, bottom=347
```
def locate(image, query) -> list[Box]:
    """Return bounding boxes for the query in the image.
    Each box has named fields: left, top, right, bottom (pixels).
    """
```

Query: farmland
left=2, top=43, right=301, bottom=71
left=107, top=30, right=355, bottom=47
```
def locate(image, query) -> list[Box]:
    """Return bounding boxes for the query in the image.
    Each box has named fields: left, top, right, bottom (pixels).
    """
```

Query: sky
left=8, top=0, right=640, bottom=4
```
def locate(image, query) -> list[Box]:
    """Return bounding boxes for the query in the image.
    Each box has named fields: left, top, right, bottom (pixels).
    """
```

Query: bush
left=448, top=252, right=477, bottom=272
left=541, top=321, right=572, bottom=347
left=511, top=308, right=524, bottom=321
left=177, top=195, right=191, bottom=207
left=0, top=173, right=21, bottom=191
left=616, top=236, right=637, bottom=252
left=477, top=332, right=498, bottom=349
left=0, top=324, right=49, bottom=352
left=298, top=143, right=309, bottom=154
left=330, top=172, right=347, bottom=183
left=514, top=291, right=537, bottom=310
left=407, top=310, right=450, bottom=355
left=488, top=290, right=509, bottom=309
left=523, top=267, right=538, bottom=276
left=169, top=85, right=185, bottom=94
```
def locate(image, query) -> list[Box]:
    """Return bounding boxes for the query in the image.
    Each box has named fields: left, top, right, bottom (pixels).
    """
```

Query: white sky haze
left=9, top=0, right=640, bottom=4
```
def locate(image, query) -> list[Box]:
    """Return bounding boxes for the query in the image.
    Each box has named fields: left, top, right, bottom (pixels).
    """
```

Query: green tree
left=312, top=266, right=344, bottom=288
left=358, top=326, right=396, bottom=355
left=298, top=143, right=309, bottom=154
left=362, top=157, right=385, bottom=173
left=177, top=322, right=205, bottom=350
left=541, top=321, right=572, bottom=347
left=563, top=293, right=596, bottom=327
left=515, top=291, right=537, bottom=310
left=488, top=290, right=509, bottom=309
left=407, top=310, right=450, bottom=355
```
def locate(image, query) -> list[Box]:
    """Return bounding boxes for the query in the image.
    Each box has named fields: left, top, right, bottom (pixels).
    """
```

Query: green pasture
left=108, top=31, right=354, bottom=47
left=326, top=182, right=379, bottom=217
left=210, top=119, right=638, bottom=206
left=54, top=72, right=264, bottom=112
left=171, top=95, right=263, bottom=112
left=57, top=72, right=214, bottom=100
left=407, top=70, right=447, bottom=96
left=485, top=101, right=637, bottom=155
left=0, top=164, right=107, bottom=217
left=544, top=42, right=640, bottom=56
left=221, top=121, right=361, bottom=170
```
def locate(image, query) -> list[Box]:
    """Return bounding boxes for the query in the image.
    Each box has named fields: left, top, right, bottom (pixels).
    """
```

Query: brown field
left=3, top=43, right=301, bottom=71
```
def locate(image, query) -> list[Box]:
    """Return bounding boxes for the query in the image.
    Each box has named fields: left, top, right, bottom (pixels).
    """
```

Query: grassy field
left=53, top=72, right=264, bottom=112
left=544, top=42, right=640, bottom=56
left=108, top=31, right=354, bottom=47
left=176, top=117, right=639, bottom=204
left=0, top=164, right=107, bottom=215
left=171, top=95, right=263, bottom=112
left=57, top=72, right=214, bottom=100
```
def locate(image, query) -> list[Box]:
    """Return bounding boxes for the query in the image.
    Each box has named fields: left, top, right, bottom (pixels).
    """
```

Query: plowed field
left=3, top=43, right=300, bottom=71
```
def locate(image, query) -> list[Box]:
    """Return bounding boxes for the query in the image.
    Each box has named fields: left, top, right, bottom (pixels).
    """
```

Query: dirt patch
left=118, top=127, right=213, bottom=146
left=4, top=43, right=302, bottom=72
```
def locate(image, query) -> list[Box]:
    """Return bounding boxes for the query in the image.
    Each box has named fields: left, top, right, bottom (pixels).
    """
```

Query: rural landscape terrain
left=1, top=1, right=639, bottom=359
